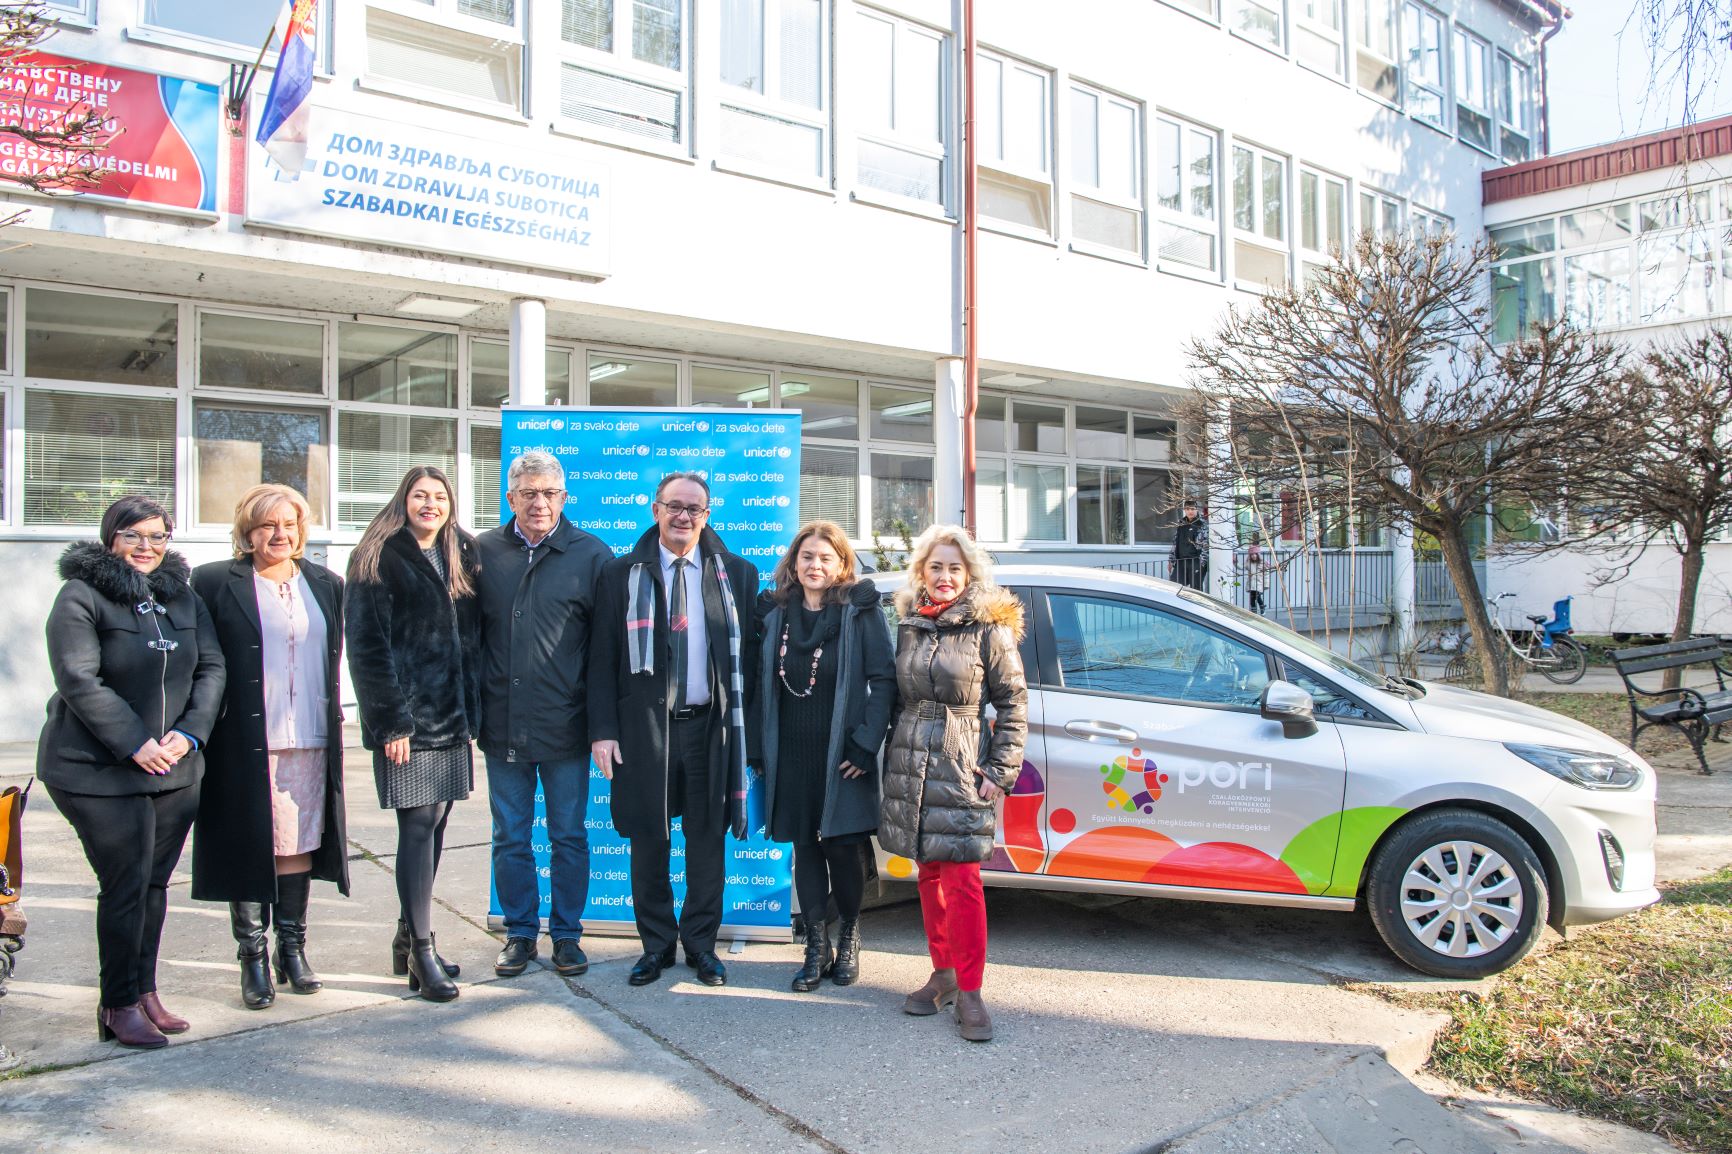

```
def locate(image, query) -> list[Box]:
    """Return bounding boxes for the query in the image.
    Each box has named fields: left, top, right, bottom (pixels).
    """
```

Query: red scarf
left=917, top=591, right=959, bottom=619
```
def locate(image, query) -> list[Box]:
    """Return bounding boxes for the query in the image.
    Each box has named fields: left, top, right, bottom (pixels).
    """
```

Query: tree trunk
left=1666, top=537, right=1706, bottom=691
left=1438, top=523, right=1509, bottom=696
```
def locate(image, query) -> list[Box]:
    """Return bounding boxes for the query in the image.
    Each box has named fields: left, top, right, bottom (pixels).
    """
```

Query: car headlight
left=1505, top=743, right=1643, bottom=790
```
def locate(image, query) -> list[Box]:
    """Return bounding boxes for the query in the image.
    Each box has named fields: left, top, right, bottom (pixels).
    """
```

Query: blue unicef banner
left=494, top=407, right=801, bottom=942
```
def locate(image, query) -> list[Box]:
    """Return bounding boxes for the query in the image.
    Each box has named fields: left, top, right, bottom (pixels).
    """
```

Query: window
left=1411, top=205, right=1451, bottom=239
left=338, top=324, right=457, bottom=408
left=781, top=371, right=859, bottom=438
left=1496, top=52, right=1532, bottom=162
left=1298, top=166, right=1347, bottom=278
left=588, top=353, right=676, bottom=406
left=199, top=313, right=323, bottom=395
left=1354, top=0, right=1400, bottom=102
left=337, top=411, right=457, bottom=530
left=1489, top=219, right=1556, bottom=342
left=472, top=424, right=503, bottom=530
left=870, top=384, right=933, bottom=443
left=26, top=289, right=177, bottom=388
left=25, top=391, right=176, bottom=526
left=1231, top=0, right=1284, bottom=50
left=1232, top=143, right=1289, bottom=288
left=1454, top=28, right=1493, bottom=152
left=691, top=364, right=771, bottom=408
left=0, top=287, right=9, bottom=374
left=1048, top=593, right=1270, bottom=707
left=853, top=9, right=948, bottom=205
left=196, top=405, right=328, bottom=526
left=1076, top=408, right=1129, bottom=546
left=43, top=0, right=95, bottom=19
left=1404, top=4, right=1447, bottom=129
left=366, top=8, right=523, bottom=109
left=800, top=444, right=858, bottom=535
left=872, top=452, right=931, bottom=534
left=470, top=342, right=575, bottom=408
left=140, top=0, right=279, bottom=49
left=1160, top=0, right=1218, bottom=15
left=1134, top=466, right=1181, bottom=545
left=1155, top=115, right=1219, bottom=272
left=1295, top=0, right=1344, bottom=75
left=976, top=49, right=1053, bottom=234
left=1359, top=188, right=1403, bottom=238
left=1639, top=231, right=1717, bottom=323
left=976, top=395, right=1008, bottom=541
left=1563, top=247, right=1633, bottom=328
left=1069, top=82, right=1143, bottom=256
left=558, top=0, right=688, bottom=147
left=718, top=0, right=828, bottom=179
left=1010, top=401, right=1066, bottom=541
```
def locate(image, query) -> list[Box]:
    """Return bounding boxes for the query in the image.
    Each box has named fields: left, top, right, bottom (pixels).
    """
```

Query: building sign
left=496, top=407, right=802, bottom=941
left=247, top=106, right=611, bottom=278
left=0, top=52, right=219, bottom=214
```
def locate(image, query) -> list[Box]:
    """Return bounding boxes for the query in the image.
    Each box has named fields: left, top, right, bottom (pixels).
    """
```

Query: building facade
left=0, top=0, right=1560, bottom=738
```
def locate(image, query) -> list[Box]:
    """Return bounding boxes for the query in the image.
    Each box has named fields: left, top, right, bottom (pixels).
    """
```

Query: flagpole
left=225, top=25, right=280, bottom=127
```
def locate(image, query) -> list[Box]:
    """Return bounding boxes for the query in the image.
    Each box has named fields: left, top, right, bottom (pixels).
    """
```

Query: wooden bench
left=1610, top=637, right=1732, bottom=776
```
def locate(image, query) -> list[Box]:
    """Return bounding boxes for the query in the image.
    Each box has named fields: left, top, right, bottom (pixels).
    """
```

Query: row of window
left=0, top=283, right=1190, bottom=546
left=1490, top=182, right=1732, bottom=341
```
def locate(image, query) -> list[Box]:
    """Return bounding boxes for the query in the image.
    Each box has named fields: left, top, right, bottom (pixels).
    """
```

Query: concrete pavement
left=0, top=726, right=1711, bottom=1154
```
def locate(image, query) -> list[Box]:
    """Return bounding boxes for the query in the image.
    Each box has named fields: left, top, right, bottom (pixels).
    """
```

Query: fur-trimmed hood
left=58, top=541, right=194, bottom=606
left=897, top=581, right=1025, bottom=640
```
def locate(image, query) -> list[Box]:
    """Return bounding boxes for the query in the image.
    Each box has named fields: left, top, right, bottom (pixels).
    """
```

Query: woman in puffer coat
left=880, top=523, right=1026, bottom=1043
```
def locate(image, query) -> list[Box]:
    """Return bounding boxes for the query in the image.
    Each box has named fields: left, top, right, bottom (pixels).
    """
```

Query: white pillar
left=934, top=356, right=965, bottom=529
left=508, top=297, right=546, bottom=406
left=1206, top=411, right=1235, bottom=602
left=1389, top=468, right=1417, bottom=660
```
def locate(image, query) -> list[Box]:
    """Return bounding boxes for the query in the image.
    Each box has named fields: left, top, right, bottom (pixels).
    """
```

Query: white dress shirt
left=254, top=568, right=330, bottom=749
left=658, top=543, right=711, bottom=707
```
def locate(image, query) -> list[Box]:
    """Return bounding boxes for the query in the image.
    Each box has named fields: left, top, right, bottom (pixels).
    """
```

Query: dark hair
left=655, top=471, right=710, bottom=503
left=348, top=466, right=474, bottom=599
left=768, top=521, right=858, bottom=606
left=100, top=495, right=174, bottom=546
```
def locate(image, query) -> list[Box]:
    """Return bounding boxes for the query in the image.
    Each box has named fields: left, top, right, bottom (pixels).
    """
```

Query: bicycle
left=1445, top=593, right=1587, bottom=686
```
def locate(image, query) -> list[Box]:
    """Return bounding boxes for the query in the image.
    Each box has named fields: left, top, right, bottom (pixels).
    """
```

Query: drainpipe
left=1536, top=5, right=1565, bottom=156
left=961, top=0, right=979, bottom=537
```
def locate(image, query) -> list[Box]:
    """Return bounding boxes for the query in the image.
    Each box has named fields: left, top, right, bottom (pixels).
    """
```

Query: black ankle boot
left=230, top=902, right=275, bottom=1010
left=407, top=937, right=459, bottom=1002
left=392, top=919, right=460, bottom=978
left=790, top=922, right=833, bottom=992
left=272, top=873, right=323, bottom=994
left=832, top=918, right=862, bottom=986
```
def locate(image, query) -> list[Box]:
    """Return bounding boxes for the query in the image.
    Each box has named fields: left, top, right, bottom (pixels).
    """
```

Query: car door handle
left=1064, top=720, right=1140, bottom=743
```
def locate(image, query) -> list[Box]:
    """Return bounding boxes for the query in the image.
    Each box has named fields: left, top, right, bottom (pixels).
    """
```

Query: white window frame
left=715, top=0, right=831, bottom=183
left=975, top=47, right=1054, bottom=238
left=1352, top=0, right=1401, bottom=105
left=851, top=7, right=951, bottom=212
left=43, top=0, right=96, bottom=25
left=1359, top=186, right=1404, bottom=238
left=1496, top=50, right=1533, bottom=162
left=369, top=0, right=525, bottom=42
left=1155, top=113, right=1221, bottom=278
left=551, top=0, right=692, bottom=155
left=361, top=3, right=527, bottom=116
left=1231, top=141, right=1290, bottom=289
left=1158, top=0, right=1220, bottom=20
left=1403, top=2, right=1448, bottom=131
left=1230, top=0, right=1287, bottom=54
left=129, top=0, right=289, bottom=62
left=1453, top=26, right=1495, bottom=154
left=1067, top=80, right=1145, bottom=261
left=1411, top=204, right=1451, bottom=239
left=1295, top=0, right=1346, bottom=78
left=1297, top=164, right=1348, bottom=277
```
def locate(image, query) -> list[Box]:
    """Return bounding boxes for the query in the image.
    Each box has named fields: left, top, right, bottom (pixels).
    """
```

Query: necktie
left=669, top=558, right=688, bottom=711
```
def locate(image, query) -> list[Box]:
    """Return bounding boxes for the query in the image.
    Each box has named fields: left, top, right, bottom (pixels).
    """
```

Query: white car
left=873, top=566, right=1659, bottom=978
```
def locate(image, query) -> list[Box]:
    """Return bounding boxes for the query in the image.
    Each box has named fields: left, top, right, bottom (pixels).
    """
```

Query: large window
left=557, top=0, right=688, bottom=147
left=589, top=353, right=676, bottom=406
left=196, top=405, right=327, bottom=526
left=139, top=0, right=279, bottom=49
left=784, top=371, right=861, bottom=536
left=1296, top=0, right=1344, bottom=75
left=1454, top=27, right=1494, bottom=153
left=853, top=9, right=948, bottom=205
left=26, top=289, right=177, bottom=388
left=1359, top=188, right=1404, bottom=238
left=338, top=324, right=457, bottom=408
left=718, top=0, right=828, bottom=179
left=365, top=5, right=523, bottom=110
left=199, top=312, right=323, bottom=395
left=1489, top=218, right=1557, bottom=341
left=1354, top=0, right=1400, bottom=102
left=1076, top=407, right=1130, bottom=546
left=976, top=49, right=1053, bottom=234
left=1232, top=143, right=1288, bottom=288
left=871, top=453, right=931, bottom=534
left=472, top=423, right=503, bottom=530
left=470, top=342, right=575, bottom=407
left=1298, top=166, right=1347, bottom=280
left=1404, top=3, right=1447, bottom=129
left=1069, top=82, right=1143, bottom=256
left=1231, top=0, right=1284, bottom=50
left=1155, top=114, right=1219, bottom=272
left=25, top=391, right=177, bottom=526
left=1496, top=51, right=1533, bottom=162
left=337, top=411, right=457, bottom=530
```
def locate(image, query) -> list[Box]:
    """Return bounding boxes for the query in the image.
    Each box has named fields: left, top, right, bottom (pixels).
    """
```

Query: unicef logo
left=767, top=847, right=784, bottom=862
left=775, top=495, right=791, bottom=508
left=634, top=493, right=649, bottom=505
left=550, top=418, right=565, bottom=430
left=768, top=899, right=782, bottom=912
left=776, top=446, right=792, bottom=459
left=635, top=445, right=650, bottom=456
left=696, top=420, right=710, bottom=433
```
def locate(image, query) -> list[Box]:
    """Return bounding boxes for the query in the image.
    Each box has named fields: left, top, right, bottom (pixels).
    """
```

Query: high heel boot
left=831, top=918, right=862, bottom=986
left=272, top=872, right=323, bottom=994
left=230, top=901, right=275, bottom=1010
left=392, top=918, right=460, bottom=978
left=790, top=922, right=833, bottom=992
left=407, top=936, right=460, bottom=1002
left=97, top=1003, right=167, bottom=1049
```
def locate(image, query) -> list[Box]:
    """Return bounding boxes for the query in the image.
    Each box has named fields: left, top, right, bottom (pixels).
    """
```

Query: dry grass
left=1518, top=691, right=1695, bottom=760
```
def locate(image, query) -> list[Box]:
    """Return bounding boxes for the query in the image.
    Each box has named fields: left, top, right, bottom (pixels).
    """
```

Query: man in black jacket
left=588, top=472, right=759, bottom=988
left=1172, top=500, right=1209, bottom=591
left=476, top=450, right=612, bottom=980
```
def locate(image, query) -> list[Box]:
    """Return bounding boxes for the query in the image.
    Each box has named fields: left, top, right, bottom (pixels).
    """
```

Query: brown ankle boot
left=97, top=1003, right=168, bottom=1049
left=955, top=988, right=993, bottom=1042
left=138, top=991, right=189, bottom=1034
left=902, top=967, right=959, bottom=1016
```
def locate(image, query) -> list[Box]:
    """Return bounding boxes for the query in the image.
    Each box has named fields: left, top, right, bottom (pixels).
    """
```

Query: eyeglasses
left=117, top=530, right=172, bottom=548
left=513, top=488, right=567, bottom=506
left=656, top=501, right=709, bottom=521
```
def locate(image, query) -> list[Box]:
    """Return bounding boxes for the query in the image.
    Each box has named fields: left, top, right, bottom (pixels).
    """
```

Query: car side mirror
left=1260, top=680, right=1318, bottom=738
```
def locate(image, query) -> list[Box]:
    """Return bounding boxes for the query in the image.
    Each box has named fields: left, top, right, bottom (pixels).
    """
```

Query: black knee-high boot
left=230, top=902, right=275, bottom=1009
left=272, top=872, right=323, bottom=994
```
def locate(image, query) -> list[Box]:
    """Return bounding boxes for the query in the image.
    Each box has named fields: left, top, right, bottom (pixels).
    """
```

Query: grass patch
left=1517, top=692, right=1694, bottom=759
left=1428, top=867, right=1732, bottom=1152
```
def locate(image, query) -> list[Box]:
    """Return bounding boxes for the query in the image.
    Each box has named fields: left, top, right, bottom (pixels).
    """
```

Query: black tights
left=395, top=801, right=452, bottom=938
left=794, top=840, right=866, bottom=926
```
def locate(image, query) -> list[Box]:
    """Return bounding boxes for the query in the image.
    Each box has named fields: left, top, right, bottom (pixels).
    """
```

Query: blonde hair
left=769, top=521, right=859, bottom=606
left=232, top=484, right=312, bottom=560
left=893, top=523, right=999, bottom=615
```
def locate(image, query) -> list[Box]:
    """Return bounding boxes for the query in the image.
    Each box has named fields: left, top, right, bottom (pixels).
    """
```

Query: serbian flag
left=255, top=0, right=318, bottom=176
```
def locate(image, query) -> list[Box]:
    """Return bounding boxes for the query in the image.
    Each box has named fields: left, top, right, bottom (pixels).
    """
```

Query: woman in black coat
left=39, top=496, right=225, bottom=1049
left=345, top=466, right=480, bottom=1002
left=191, top=484, right=350, bottom=1011
left=755, top=521, right=895, bottom=992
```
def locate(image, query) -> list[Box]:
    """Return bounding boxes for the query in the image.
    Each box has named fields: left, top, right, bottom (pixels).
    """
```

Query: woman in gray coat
left=756, top=522, right=895, bottom=992
left=880, top=524, right=1027, bottom=1043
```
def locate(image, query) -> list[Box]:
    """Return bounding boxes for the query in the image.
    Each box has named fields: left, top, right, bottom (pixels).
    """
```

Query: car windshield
left=1178, top=588, right=1394, bottom=692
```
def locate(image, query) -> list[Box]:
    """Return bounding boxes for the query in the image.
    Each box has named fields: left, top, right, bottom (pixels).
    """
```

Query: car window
left=1278, top=659, right=1376, bottom=721
left=1049, top=592, right=1270, bottom=708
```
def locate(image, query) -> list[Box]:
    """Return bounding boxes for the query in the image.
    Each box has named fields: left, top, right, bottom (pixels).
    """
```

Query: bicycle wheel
left=1539, top=635, right=1587, bottom=685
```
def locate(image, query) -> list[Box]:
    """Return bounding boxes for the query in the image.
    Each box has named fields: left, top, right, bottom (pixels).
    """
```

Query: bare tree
left=1177, top=231, right=1638, bottom=696
left=1636, top=1, right=1732, bottom=124
left=1, top=1, right=116, bottom=226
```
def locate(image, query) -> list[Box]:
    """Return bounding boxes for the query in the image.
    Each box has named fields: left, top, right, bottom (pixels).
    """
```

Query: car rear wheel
left=1366, top=809, right=1549, bottom=979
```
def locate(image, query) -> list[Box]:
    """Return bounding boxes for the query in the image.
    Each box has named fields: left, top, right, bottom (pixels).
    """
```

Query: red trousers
left=917, top=860, right=987, bottom=991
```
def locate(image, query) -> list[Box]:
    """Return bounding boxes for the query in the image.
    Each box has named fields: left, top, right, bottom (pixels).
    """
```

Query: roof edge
left=1482, top=112, right=1732, bottom=205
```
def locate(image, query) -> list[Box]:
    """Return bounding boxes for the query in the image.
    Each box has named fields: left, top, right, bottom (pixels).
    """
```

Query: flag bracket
left=224, top=27, right=279, bottom=133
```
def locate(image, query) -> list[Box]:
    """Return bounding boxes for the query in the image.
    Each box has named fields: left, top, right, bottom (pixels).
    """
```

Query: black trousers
left=48, top=783, right=200, bottom=1009
left=629, top=713, right=727, bottom=957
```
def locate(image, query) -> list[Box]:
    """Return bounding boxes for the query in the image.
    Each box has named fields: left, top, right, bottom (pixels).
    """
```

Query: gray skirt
left=373, top=743, right=473, bottom=809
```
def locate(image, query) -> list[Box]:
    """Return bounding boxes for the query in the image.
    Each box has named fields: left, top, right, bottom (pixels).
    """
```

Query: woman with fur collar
left=880, top=523, right=1027, bottom=1043
left=39, top=496, right=226, bottom=1049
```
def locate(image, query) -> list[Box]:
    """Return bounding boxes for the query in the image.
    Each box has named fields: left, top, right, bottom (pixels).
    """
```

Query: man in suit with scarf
left=588, top=472, right=760, bottom=987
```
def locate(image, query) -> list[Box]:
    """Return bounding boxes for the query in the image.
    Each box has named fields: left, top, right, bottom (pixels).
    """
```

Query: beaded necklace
left=777, top=609, right=824, bottom=698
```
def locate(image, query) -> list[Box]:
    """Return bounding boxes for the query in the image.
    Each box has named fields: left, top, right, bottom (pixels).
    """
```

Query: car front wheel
left=1366, top=809, right=1549, bottom=979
